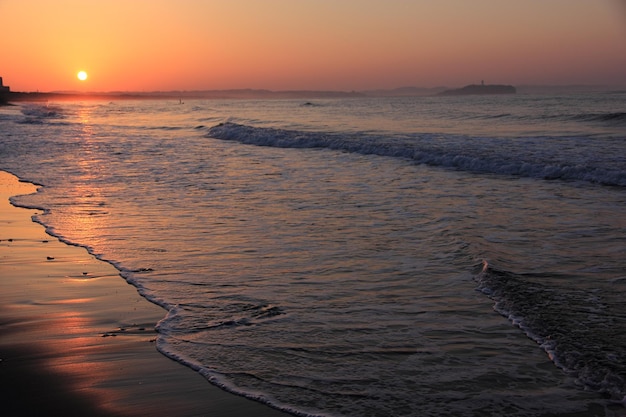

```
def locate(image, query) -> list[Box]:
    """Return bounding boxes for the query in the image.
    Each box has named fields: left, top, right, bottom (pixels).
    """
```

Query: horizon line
left=4, top=83, right=625, bottom=100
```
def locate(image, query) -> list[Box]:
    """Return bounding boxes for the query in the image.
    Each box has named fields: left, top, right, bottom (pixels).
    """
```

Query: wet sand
left=0, top=170, right=291, bottom=417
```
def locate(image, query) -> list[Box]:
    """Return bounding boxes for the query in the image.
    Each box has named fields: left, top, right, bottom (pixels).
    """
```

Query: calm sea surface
left=1, top=93, right=625, bottom=416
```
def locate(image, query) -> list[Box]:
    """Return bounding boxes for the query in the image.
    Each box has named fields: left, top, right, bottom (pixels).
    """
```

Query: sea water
left=1, top=93, right=625, bottom=416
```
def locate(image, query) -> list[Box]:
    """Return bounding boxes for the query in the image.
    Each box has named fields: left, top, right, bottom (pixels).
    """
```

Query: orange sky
left=1, top=0, right=625, bottom=92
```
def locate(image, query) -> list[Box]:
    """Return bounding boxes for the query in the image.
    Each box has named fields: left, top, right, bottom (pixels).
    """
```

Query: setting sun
left=1, top=1, right=625, bottom=91
left=77, top=71, right=88, bottom=81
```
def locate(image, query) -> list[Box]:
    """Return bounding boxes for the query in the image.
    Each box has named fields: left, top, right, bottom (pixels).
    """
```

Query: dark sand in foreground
left=0, top=170, right=291, bottom=417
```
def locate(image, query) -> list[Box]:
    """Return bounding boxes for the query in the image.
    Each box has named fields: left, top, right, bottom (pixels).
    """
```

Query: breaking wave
left=475, top=260, right=626, bottom=400
left=206, top=122, right=626, bottom=186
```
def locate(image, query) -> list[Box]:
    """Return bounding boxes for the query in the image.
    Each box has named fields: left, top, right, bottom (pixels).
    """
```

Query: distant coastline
left=2, top=89, right=366, bottom=103
left=2, top=84, right=624, bottom=104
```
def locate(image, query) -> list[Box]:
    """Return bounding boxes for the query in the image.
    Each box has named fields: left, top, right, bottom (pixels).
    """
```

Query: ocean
left=1, top=92, right=625, bottom=416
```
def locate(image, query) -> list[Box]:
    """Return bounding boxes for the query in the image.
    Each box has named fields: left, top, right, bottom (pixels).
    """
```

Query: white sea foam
left=207, top=122, right=626, bottom=186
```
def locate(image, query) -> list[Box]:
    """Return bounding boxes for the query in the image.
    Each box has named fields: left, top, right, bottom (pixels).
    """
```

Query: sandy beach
left=0, top=170, right=290, bottom=417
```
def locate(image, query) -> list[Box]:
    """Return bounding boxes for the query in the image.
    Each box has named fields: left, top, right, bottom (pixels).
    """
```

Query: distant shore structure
left=0, top=77, right=9, bottom=93
left=0, top=76, right=10, bottom=104
left=439, top=82, right=516, bottom=96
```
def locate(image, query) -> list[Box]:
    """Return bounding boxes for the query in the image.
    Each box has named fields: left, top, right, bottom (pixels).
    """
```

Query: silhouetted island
left=439, top=82, right=516, bottom=96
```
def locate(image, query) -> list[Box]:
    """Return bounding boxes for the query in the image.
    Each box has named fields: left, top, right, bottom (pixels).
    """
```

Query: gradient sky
left=1, top=0, right=625, bottom=92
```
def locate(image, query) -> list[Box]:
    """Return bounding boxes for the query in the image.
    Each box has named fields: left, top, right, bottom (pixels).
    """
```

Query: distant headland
left=438, top=81, right=516, bottom=96
left=3, top=74, right=623, bottom=104
left=0, top=88, right=366, bottom=103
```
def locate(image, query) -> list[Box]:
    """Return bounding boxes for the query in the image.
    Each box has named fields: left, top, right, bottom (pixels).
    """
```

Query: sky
left=1, top=0, right=625, bottom=92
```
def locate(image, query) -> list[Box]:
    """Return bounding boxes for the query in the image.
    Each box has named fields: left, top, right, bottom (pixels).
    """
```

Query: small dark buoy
left=46, top=256, right=55, bottom=260
left=82, top=272, right=88, bottom=275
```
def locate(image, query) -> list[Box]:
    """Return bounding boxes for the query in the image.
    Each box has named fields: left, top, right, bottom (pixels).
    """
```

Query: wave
left=465, top=111, right=626, bottom=127
left=475, top=260, right=626, bottom=400
left=206, top=122, right=626, bottom=186
left=526, top=111, right=626, bottom=127
left=15, top=104, right=71, bottom=125
left=567, top=112, right=626, bottom=126
left=20, top=104, right=65, bottom=119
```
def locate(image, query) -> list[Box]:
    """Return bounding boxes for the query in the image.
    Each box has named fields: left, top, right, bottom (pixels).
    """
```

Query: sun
left=77, top=71, right=88, bottom=81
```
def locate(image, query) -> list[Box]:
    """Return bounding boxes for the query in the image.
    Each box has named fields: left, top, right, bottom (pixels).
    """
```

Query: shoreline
left=0, top=170, right=291, bottom=417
